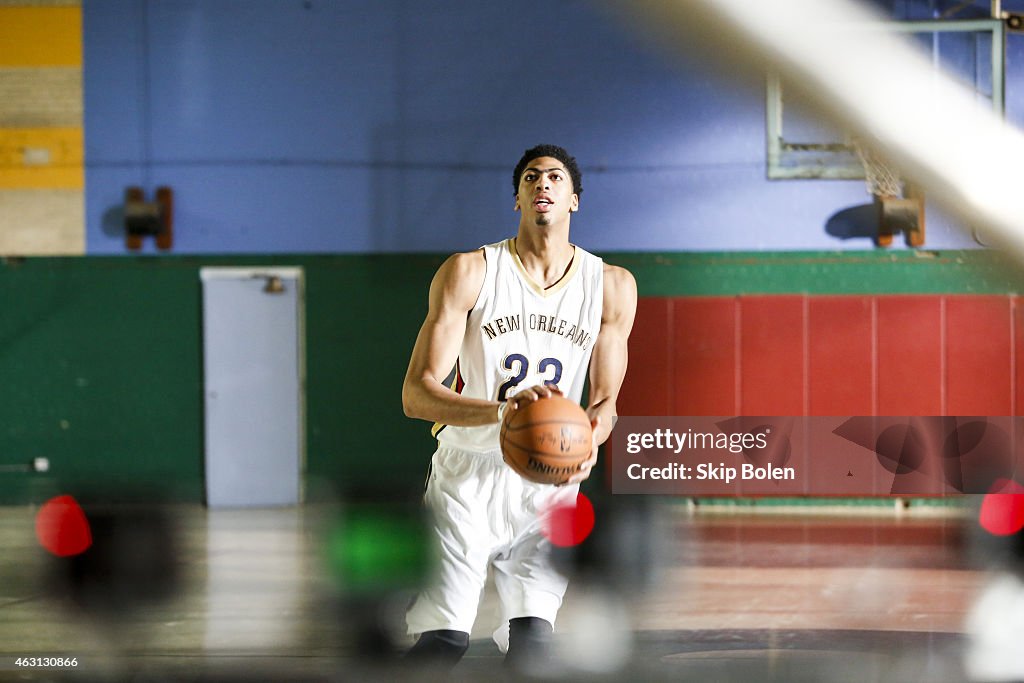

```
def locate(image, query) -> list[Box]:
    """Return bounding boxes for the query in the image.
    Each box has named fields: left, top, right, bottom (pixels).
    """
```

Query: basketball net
left=850, top=135, right=904, bottom=199
left=849, top=134, right=924, bottom=246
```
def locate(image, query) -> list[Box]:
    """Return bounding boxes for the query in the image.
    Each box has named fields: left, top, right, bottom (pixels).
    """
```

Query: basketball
left=500, top=395, right=593, bottom=485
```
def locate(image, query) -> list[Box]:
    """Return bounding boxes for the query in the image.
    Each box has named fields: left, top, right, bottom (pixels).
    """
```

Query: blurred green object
left=327, top=504, right=433, bottom=594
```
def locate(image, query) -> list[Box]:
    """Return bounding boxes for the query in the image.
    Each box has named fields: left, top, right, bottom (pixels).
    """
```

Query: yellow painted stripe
left=0, top=127, right=83, bottom=189
left=0, top=6, right=81, bottom=67
left=0, top=165, right=82, bottom=189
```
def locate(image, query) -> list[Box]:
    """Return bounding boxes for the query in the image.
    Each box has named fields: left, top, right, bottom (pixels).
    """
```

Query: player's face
left=515, top=157, right=579, bottom=226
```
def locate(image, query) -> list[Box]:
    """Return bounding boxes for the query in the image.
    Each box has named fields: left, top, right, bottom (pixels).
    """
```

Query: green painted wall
left=615, top=249, right=1024, bottom=296
left=0, top=255, right=445, bottom=505
left=1, top=250, right=1021, bottom=505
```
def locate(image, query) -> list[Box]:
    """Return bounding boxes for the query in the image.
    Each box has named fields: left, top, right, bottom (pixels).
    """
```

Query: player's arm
left=402, top=250, right=502, bottom=427
left=587, top=264, right=637, bottom=445
left=566, top=264, right=637, bottom=485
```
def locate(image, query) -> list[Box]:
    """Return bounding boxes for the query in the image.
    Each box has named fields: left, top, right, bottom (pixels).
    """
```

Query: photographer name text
left=623, top=427, right=794, bottom=483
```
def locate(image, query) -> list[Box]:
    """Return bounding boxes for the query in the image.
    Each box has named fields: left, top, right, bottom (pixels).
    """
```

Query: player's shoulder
left=602, top=262, right=636, bottom=291
left=442, top=247, right=486, bottom=278
left=432, top=248, right=487, bottom=306
left=601, top=263, right=637, bottom=320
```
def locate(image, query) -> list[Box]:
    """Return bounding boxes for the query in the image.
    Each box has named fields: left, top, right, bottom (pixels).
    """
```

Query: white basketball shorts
left=405, top=445, right=578, bottom=651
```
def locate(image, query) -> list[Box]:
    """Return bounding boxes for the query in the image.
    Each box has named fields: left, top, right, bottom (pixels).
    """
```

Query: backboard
left=766, top=18, right=1006, bottom=180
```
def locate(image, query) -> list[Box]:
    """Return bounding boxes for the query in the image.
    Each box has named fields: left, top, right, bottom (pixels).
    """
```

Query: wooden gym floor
left=0, top=503, right=988, bottom=681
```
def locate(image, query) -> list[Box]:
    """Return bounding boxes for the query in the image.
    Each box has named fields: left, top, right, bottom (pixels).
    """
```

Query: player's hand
left=507, top=384, right=562, bottom=411
left=564, top=415, right=600, bottom=486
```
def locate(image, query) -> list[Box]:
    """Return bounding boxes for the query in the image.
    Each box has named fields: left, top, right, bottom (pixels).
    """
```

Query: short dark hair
left=512, top=144, right=583, bottom=197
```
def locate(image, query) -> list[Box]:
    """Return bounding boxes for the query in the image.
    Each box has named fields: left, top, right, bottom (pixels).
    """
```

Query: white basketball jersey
left=435, top=238, right=604, bottom=452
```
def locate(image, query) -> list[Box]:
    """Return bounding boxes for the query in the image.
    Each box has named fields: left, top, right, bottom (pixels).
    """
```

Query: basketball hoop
left=850, top=136, right=925, bottom=247
left=850, top=136, right=903, bottom=198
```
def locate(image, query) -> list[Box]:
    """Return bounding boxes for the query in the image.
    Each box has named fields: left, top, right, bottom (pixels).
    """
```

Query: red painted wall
left=617, top=295, right=1021, bottom=418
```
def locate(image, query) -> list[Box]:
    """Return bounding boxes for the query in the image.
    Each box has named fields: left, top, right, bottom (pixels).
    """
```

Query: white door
left=201, top=267, right=304, bottom=507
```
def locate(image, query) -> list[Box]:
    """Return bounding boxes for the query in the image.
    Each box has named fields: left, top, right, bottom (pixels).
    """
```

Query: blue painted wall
left=83, top=0, right=1024, bottom=254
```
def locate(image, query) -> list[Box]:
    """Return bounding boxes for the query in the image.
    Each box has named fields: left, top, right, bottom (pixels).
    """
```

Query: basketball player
left=401, top=144, right=637, bottom=670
